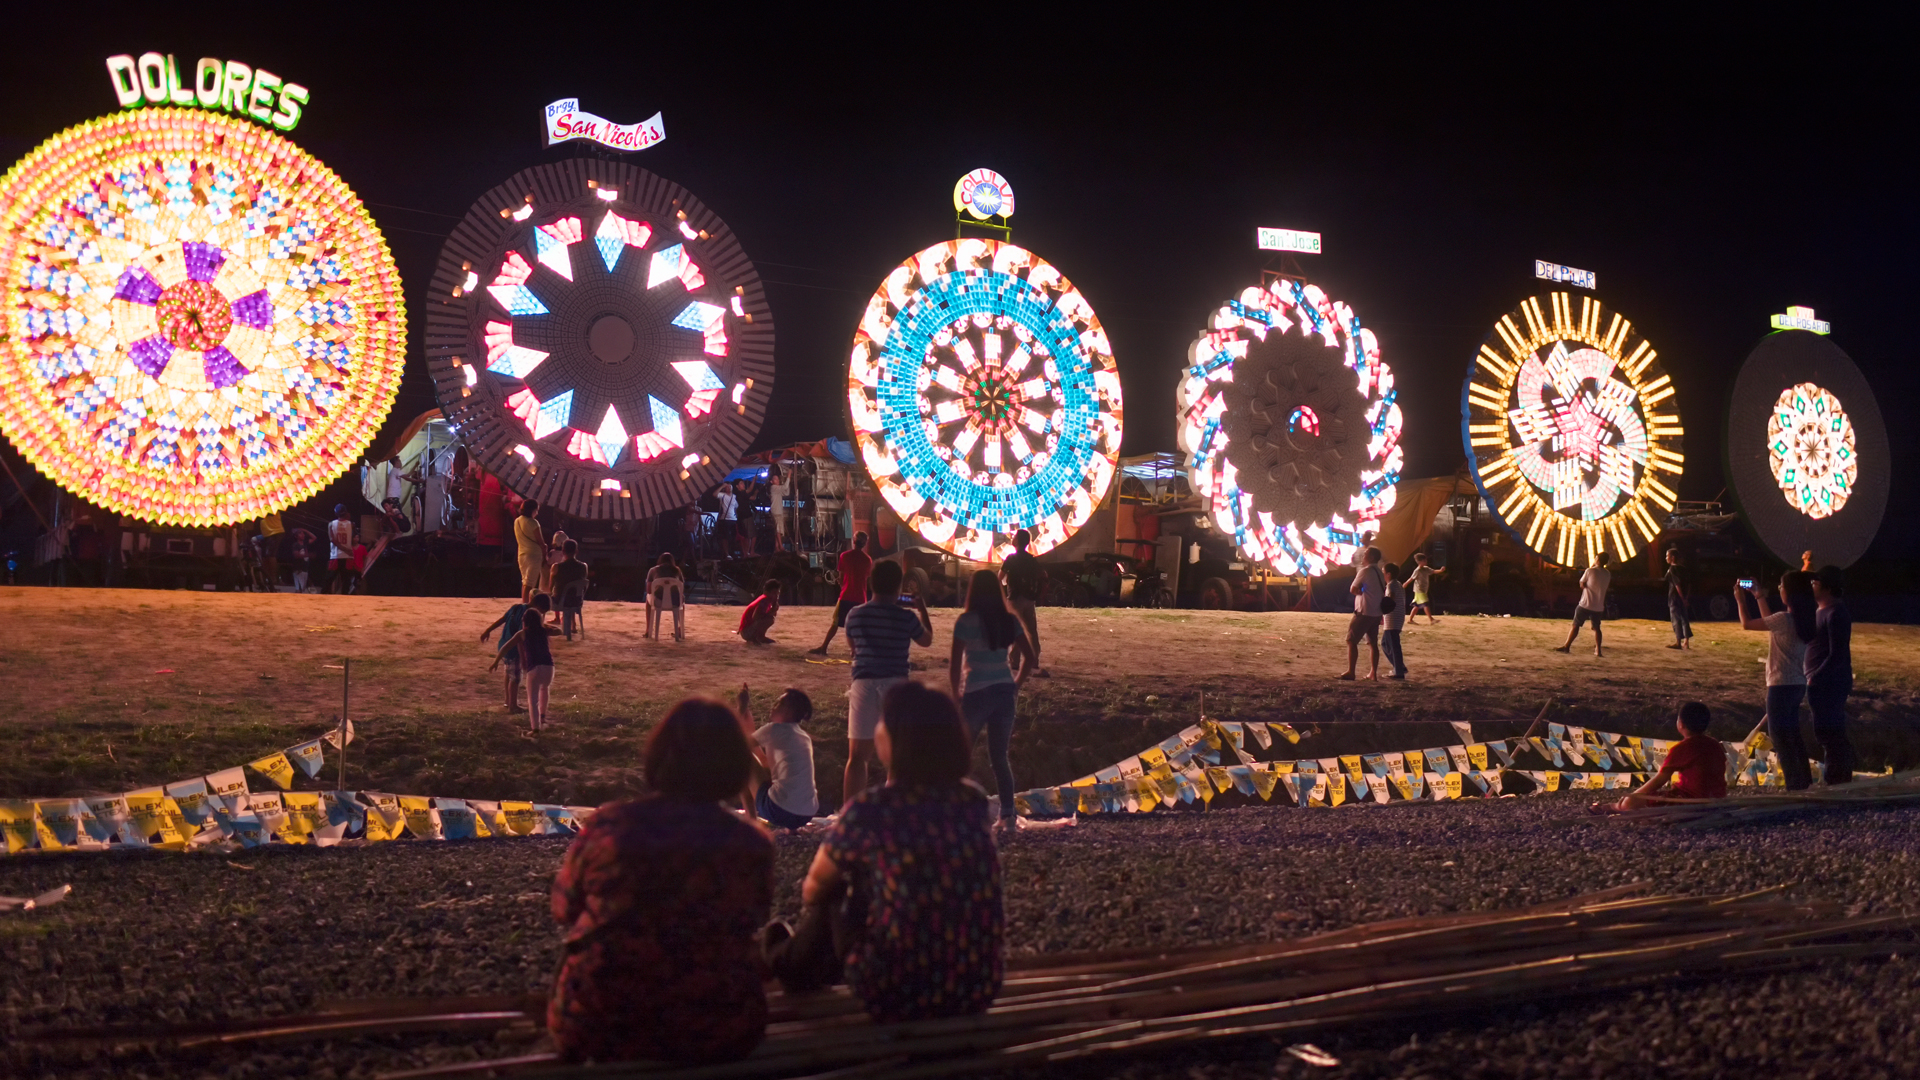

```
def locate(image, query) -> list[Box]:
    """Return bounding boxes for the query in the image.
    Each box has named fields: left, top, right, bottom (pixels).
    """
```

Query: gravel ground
left=5, top=795, right=1920, bottom=1079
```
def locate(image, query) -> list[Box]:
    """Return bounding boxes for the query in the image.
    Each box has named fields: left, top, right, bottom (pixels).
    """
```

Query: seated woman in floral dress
left=768, top=681, right=1004, bottom=1022
left=548, top=698, right=773, bottom=1063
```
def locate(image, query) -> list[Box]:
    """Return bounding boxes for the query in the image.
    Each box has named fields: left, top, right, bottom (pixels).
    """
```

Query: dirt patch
left=2, top=588, right=1916, bottom=806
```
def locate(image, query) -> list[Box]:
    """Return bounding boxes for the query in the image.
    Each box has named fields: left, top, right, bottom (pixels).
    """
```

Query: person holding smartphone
left=841, top=561, right=934, bottom=807
left=1736, top=572, right=1817, bottom=788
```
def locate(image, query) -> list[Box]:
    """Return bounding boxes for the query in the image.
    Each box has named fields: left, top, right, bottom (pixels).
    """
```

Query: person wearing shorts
left=1555, top=553, right=1612, bottom=657
left=810, top=532, right=873, bottom=656
left=841, top=560, right=932, bottom=807
left=1341, top=546, right=1387, bottom=681
left=1404, top=553, right=1440, bottom=624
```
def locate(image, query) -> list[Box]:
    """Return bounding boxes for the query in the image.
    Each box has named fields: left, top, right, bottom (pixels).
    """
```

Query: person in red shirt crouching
left=1600, top=701, right=1727, bottom=812
left=739, top=579, right=782, bottom=645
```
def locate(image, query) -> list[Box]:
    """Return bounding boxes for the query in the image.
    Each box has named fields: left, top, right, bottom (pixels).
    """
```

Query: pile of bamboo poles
left=17, top=883, right=1915, bottom=1080
left=1611, top=769, right=1920, bottom=828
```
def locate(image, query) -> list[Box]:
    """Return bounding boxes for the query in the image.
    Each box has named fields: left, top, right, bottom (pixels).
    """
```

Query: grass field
left=3, top=587, right=1916, bottom=807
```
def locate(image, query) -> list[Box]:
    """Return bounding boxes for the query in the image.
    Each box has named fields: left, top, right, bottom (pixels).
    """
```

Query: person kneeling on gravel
left=548, top=698, right=774, bottom=1064
left=765, top=682, right=1004, bottom=1022
left=1596, top=701, right=1727, bottom=812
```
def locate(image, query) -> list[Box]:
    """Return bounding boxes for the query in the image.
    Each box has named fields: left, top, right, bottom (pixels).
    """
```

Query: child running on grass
left=739, top=579, right=781, bottom=645
left=480, top=594, right=542, bottom=712
left=1597, top=701, right=1726, bottom=811
left=492, top=593, right=556, bottom=734
left=1405, top=553, right=1441, bottom=624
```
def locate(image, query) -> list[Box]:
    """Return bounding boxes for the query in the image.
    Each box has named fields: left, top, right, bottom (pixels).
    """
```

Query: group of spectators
left=546, top=679, right=1005, bottom=1065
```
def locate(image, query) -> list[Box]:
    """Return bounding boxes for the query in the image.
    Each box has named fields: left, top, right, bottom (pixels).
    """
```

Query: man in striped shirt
left=842, top=560, right=933, bottom=806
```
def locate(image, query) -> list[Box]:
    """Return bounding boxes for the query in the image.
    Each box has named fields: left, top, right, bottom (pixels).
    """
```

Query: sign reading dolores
left=544, top=99, right=665, bottom=152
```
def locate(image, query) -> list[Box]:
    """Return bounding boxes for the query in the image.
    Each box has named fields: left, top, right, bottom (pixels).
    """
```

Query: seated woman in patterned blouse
left=548, top=698, right=774, bottom=1063
left=768, top=680, right=1005, bottom=1022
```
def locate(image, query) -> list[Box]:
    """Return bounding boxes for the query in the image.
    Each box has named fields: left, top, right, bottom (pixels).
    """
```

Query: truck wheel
left=1198, top=577, right=1232, bottom=610
left=907, top=566, right=932, bottom=603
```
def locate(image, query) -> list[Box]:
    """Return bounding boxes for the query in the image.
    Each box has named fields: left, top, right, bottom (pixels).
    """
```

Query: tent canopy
left=1375, top=474, right=1480, bottom=566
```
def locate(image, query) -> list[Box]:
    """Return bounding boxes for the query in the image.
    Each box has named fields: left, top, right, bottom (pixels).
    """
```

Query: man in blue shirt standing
left=842, top=560, right=933, bottom=807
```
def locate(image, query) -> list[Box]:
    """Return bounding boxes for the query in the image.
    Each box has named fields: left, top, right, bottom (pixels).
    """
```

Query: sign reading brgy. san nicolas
left=543, top=99, right=665, bottom=152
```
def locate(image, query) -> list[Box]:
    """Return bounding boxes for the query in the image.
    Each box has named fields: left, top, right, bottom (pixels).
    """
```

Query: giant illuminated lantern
left=1462, top=293, right=1683, bottom=567
left=1726, top=319, right=1887, bottom=568
left=848, top=238, right=1123, bottom=560
left=0, top=109, right=404, bottom=525
left=429, top=161, right=772, bottom=518
left=1176, top=278, right=1401, bottom=576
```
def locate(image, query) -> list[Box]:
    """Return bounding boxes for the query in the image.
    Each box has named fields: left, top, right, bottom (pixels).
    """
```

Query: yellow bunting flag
left=1138, top=746, right=1168, bottom=771
left=1268, top=722, right=1302, bottom=744
left=1326, top=773, right=1347, bottom=807
left=1340, top=755, right=1364, bottom=786
left=1543, top=771, right=1562, bottom=792
left=1468, top=744, right=1490, bottom=771
left=280, top=792, right=324, bottom=844
left=124, top=792, right=189, bottom=850
left=399, top=796, right=442, bottom=840
left=362, top=793, right=406, bottom=842
left=1444, top=773, right=1464, bottom=799
left=1078, top=787, right=1103, bottom=815
left=1205, top=767, right=1235, bottom=795
left=0, top=801, right=37, bottom=853
left=247, top=752, right=297, bottom=791
left=1390, top=774, right=1413, bottom=800
left=1250, top=767, right=1280, bottom=802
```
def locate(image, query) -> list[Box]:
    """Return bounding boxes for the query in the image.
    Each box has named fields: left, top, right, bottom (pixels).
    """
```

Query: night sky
left=4, top=16, right=1913, bottom=561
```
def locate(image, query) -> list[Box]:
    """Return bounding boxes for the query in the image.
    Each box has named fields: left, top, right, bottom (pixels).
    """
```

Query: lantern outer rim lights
left=423, top=159, right=774, bottom=521
left=1174, top=277, right=1402, bottom=578
left=0, top=107, right=405, bottom=527
left=846, top=239, right=1123, bottom=563
left=1459, top=292, right=1682, bottom=568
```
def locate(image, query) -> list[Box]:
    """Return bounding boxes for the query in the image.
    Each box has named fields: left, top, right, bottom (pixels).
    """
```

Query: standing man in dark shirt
left=841, top=561, right=933, bottom=806
left=810, top=532, right=873, bottom=657
left=1805, top=565, right=1855, bottom=784
left=999, top=529, right=1049, bottom=678
left=1663, top=548, right=1693, bottom=651
left=68, top=513, right=103, bottom=587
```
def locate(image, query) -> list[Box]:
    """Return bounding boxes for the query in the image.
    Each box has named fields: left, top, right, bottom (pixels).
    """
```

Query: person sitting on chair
left=550, top=540, right=589, bottom=641
left=646, top=552, right=686, bottom=642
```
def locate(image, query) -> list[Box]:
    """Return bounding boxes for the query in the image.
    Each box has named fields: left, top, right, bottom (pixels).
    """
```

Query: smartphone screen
left=1737, top=578, right=1755, bottom=590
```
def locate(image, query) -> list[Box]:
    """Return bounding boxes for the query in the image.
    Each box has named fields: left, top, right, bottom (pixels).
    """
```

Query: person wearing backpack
left=1341, top=546, right=1389, bottom=681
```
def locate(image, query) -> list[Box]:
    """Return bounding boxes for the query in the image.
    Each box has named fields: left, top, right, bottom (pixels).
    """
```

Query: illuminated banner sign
left=1257, top=227, right=1322, bottom=254
left=1533, top=259, right=1595, bottom=290
left=544, top=99, right=665, bottom=152
left=1770, top=306, right=1831, bottom=334
left=106, top=54, right=307, bottom=132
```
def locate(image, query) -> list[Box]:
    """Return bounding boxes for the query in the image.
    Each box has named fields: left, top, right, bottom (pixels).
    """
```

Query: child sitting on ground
left=1599, top=701, right=1727, bottom=811
left=738, top=579, right=781, bottom=645
left=738, top=682, right=816, bottom=832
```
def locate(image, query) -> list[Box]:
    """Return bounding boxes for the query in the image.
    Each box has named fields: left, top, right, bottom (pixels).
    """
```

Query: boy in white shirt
left=738, top=683, right=817, bottom=831
left=1381, top=562, right=1408, bottom=679
left=1554, top=553, right=1612, bottom=657
left=1341, top=547, right=1388, bottom=681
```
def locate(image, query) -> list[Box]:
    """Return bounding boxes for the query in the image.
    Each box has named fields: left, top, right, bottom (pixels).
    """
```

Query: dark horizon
left=3, top=15, right=1913, bottom=563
